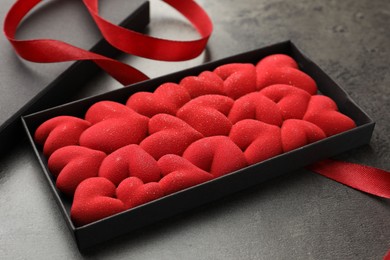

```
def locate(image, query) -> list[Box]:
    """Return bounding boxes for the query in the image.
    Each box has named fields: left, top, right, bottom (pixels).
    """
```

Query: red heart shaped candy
left=71, top=177, right=126, bottom=226
left=228, top=92, right=283, bottom=126
left=281, top=119, right=326, bottom=152
left=256, top=54, right=317, bottom=95
left=255, top=54, right=299, bottom=70
left=85, top=101, right=144, bottom=124
left=229, top=119, right=283, bottom=164
left=183, top=136, right=247, bottom=178
left=214, top=63, right=257, bottom=99
left=48, top=146, right=106, bottom=197
left=303, top=95, right=356, bottom=136
left=116, top=177, right=164, bottom=209
left=140, top=114, right=203, bottom=160
left=177, top=95, right=234, bottom=136
left=158, top=154, right=213, bottom=195
left=79, top=115, right=149, bottom=154
left=99, top=144, right=161, bottom=186
left=259, top=84, right=311, bottom=120
left=180, top=71, right=225, bottom=98
left=126, top=82, right=191, bottom=117
left=34, top=116, right=91, bottom=156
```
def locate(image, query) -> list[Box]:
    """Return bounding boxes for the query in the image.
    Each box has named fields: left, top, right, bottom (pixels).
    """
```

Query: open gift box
left=22, top=41, right=375, bottom=251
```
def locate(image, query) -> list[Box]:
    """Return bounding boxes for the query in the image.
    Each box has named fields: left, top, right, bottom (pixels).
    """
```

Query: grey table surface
left=0, top=0, right=389, bottom=259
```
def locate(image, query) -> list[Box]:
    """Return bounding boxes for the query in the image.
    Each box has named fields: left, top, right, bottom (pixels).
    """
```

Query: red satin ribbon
left=3, top=1, right=390, bottom=200
left=384, top=249, right=390, bottom=260
left=3, top=0, right=212, bottom=85
left=308, top=159, right=390, bottom=199
left=83, top=0, right=212, bottom=61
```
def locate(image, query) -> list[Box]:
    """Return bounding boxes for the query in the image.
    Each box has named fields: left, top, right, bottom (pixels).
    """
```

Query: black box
left=0, top=1, right=150, bottom=154
left=22, top=41, right=375, bottom=250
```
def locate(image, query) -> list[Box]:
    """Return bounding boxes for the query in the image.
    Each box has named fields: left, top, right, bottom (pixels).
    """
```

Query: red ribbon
left=3, top=1, right=390, bottom=199
left=3, top=0, right=212, bottom=85
left=384, top=249, right=390, bottom=260
left=83, top=0, right=212, bottom=61
left=309, top=160, right=390, bottom=199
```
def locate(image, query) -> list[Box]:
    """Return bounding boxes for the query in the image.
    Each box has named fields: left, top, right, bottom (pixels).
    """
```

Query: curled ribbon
left=84, top=0, right=213, bottom=61
left=3, top=2, right=389, bottom=200
left=3, top=0, right=213, bottom=85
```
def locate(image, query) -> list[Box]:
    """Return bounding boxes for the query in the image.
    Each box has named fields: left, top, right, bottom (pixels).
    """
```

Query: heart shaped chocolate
left=99, top=144, right=161, bottom=186
left=158, top=154, right=213, bottom=195
left=79, top=116, right=149, bottom=154
left=229, top=119, right=283, bottom=164
left=303, top=95, right=356, bottom=136
left=259, top=84, right=311, bottom=120
left=281, top=119, right=326, bottom=152
left=180, top=71, right=225, bottom=98
left=214, top=63, right=257, bottom=99
left=256, top=54, right=318, bottom=95
left=71, top=177, right=126, bottom=226
left=183, top=136, right=247, bottom=178
left=34, top=116, right=91, bottom=156
left=85, top=100, right=144, bottom=124
left=140, top=114, right=203, bottom=160
left=48, top=146, right=106, bottom=196
left=116, top=177, right=163, bottom=209
left=228, top=92, right=283, bottom=126
left=126, top=82, right=191, bottom=117
left=177, top=95, right=234, bottom=137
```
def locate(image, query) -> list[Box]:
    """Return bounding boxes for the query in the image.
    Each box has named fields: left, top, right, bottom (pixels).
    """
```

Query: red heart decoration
left=228, top=92, right=283, bottom=126
left=256, top=54, right=318, bottom=95
left=229, top=119, right=283, bottom=164
left=116, top=177, right=164, bottom=209
left=281, top=119, right=326, bottom=152
left=256, top=54, right=299, bottom=70
left=180, top=71, right=225, bottom=98
left=71, top=177, right=126, bottom=227
left=79, top=115, right=149, bottom=154
left=48, top=146, right=106, bottom=197
left=85, top=100, right=145, bottom=124
left=183, top=136, right=247, bottom=178
left=99, top=144, right=161, bottom=186
left=214, top=63, right=254, bottom=79
left=158, top=154, right=214, bottom=195
left=126, top=82, right=191, bottom=117
left=179, top=93, right=234, bottom=116
left=177, top=95, right=234, bottom=137
left=259, top=84, right=311, bottom=120
left=140, top=114, right=203, bottom=160
left=214, top=63, right=257, bottom=99
left=303, top=95, right=356, bottom=136
left=34, top=116, right=91, bottom=157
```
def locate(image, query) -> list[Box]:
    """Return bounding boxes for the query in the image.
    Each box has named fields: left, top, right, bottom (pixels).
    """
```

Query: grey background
left=1, top=0, right=389, bottom=259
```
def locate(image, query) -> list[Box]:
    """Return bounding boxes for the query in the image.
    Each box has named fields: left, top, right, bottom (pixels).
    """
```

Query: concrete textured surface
left=0, top=0, right=389, bottom=259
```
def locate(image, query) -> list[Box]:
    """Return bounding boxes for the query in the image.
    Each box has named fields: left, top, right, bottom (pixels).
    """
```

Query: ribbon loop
left=3, top=0, right=212, bottom=85
left=83, top=0, right=213, bottom=61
